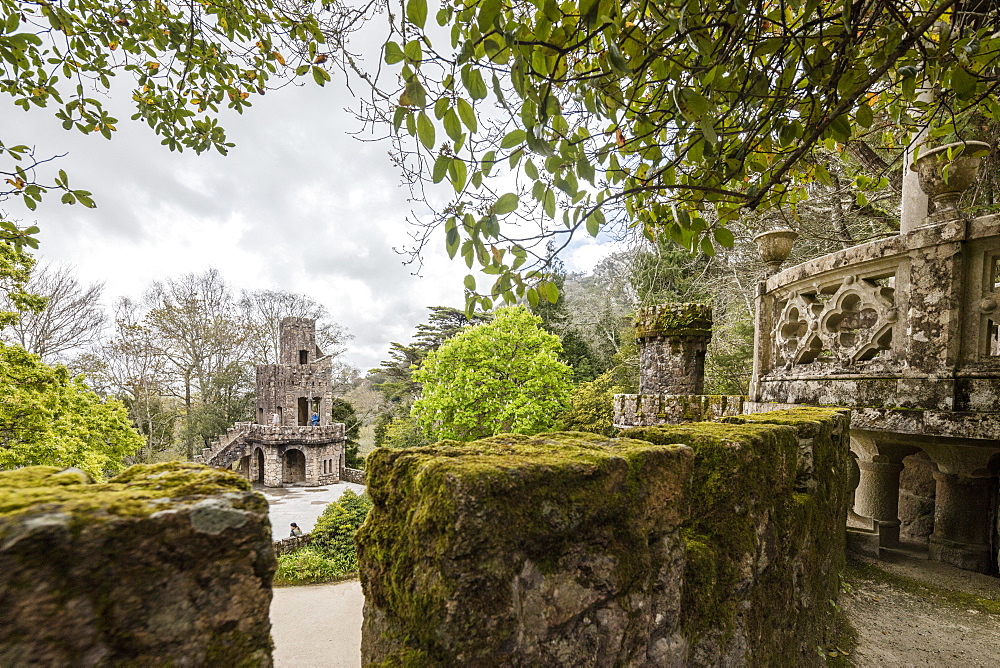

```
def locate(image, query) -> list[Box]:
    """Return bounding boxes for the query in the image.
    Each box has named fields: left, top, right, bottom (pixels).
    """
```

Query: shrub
left=310, top=490, right=373, bottom=563
left=274, top=546, right=356, bottom=586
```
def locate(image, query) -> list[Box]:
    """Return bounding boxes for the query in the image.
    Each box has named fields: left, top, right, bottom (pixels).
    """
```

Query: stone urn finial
left=753, top=228, right=798, bottom=275
left=910, top=140, right=991, bottom=216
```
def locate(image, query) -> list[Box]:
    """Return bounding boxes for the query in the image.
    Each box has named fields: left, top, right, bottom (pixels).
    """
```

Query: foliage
left=412, top=306, right=573, bottom=441
left=368, top=0, right=998, bottom=310
left=274, top=545, right=358, bottom=586
left=528, top=247, right=604, bottom=382
left=375, top=305, right=490, bottom=405
left=311, top=489, right=373, bottom=562
left=556, top=369, right=623, bottom=436
left=331, top=397, right=363, bottom=468
left=0, top=342, right=143, bottom=478
left=378, top=415, right=432, bottom=450
left=277, top=490, right=373, bottom=585
left=0, top=0, right=364, bottom=224
left=0, top=240, right=44, bottom=329
left=704, top=319, right=755, bottom=396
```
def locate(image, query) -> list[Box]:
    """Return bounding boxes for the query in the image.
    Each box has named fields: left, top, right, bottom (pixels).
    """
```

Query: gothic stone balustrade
left=750, top=214, right=1000, bottom=572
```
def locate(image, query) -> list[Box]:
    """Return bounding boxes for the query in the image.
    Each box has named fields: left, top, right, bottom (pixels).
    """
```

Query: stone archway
left=254, top=448, right=265, bottom=483
left=283, top=448, right=306, bottom=484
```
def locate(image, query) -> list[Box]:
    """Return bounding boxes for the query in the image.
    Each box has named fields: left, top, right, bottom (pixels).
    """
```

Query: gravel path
left=271, top=581, right=363, bottom=667
left=841, top=555, right=1000, bottom=666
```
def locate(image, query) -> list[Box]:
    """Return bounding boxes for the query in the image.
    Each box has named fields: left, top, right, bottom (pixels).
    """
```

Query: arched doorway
left=254, top=448, right=265, bottom=483
left=283, top=448, right=306, bottom=484
left=236, top=455, right=251, bottom=479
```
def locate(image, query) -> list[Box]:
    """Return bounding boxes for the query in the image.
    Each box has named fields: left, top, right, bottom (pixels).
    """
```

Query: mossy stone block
left=623, top=408, right=851, bottom=665
left=0, top=463, right=275, bottom=667
left=358, top=432, right=694, bottom=665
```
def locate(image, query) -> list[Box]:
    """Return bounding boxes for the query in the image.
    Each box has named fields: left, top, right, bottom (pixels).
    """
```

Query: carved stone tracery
left=773, top=273, right=897, bottom=370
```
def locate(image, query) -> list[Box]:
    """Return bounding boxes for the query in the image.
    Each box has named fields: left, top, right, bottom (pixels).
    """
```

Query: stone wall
left=0, top=463, right=276, bottom=666
left=274, top=533, right=312, bottom=556
left=358, top=407, right=850, bottom=666
left=635, top=303, right=712, bottom=395
left=341, top=467, right=365, bottom=485
left=613, top=394, right=744, bottom=428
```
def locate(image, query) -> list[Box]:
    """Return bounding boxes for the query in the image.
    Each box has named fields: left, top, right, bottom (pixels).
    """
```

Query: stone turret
left=635, top=303, right=713, bottom=395
left=256, top=318, right=333, bottom=428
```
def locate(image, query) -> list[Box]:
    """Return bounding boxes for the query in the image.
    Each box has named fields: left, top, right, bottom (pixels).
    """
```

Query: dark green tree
left=330, top=398, right=362, bottom=468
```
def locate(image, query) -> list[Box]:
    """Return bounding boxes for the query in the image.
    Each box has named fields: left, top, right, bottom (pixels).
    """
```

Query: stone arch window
left=299, top=350, right=308, bottom=364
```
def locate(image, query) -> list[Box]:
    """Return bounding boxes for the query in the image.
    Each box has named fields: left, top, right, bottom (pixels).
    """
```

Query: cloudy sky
left=5, top=30, right=618, bottom=372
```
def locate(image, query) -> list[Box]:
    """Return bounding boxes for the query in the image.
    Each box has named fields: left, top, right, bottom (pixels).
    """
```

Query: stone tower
left=636, top=303, right=713, bottom=395
left=256, top=317, right=333, bottom=427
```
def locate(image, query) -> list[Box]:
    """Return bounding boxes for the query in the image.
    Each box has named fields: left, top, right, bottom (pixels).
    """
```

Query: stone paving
left=259, top=481, right=365, bottom=540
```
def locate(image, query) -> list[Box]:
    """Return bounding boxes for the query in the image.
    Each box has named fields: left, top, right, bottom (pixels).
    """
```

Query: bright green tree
left=556, top=369, right=623, bottom=436
left=411, top=306, right=573, bottom=441
left=372, top=0, right=996, bottom=309
left=0, top=343, right=143, bottom=478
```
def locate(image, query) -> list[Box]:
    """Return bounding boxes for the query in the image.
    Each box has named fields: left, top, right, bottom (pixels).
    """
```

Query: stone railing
left=358, top=409, right=850, bottom=665
left=194, top=422, right=253, bottom=467
left=341, top=467, right=365, bottom=485
left=752, top=215, right=1000, bottom=415
left=193, top=422, right=347, bottom=469
left=273, top=533, right=312, bottom=555
left=614, top=394, right=744, bottom=428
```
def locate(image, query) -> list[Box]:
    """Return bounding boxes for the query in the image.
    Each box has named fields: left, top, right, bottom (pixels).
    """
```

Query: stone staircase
left=193, top=422, right=253, bottom=469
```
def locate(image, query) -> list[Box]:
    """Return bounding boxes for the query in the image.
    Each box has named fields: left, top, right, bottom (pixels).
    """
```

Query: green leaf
left=494, top=193, right=519, bottom=214
left=585, top=211, right=600, bottom=236
left=384, top=42, right=405, bottom=64
left=433, top=155, right=451, bottom=183
left=855, top=102, right=873, bottom=129
left=464, top=274, right=476, bottom=291
left=713, top=227, right=735, bottom=247
left=406, top=0, right=428, bottom=28
left=446, top=228, right=460, bottom=258
left=443, top=109, right=463, bottom=142
left=457, top=98, right=477, bottom=133
left=543, top=188, right=556, bottom=218
left=700, top=235, right=716, bottom=256
left=449, top=158, right=468, bottom=191
left=404, top=40, right=423, bottom=63
left=417, top=112, right=435, bottom=149
left=478, top=0, right=502, bottom=30
left=537, top=280, right=559, bottom=303
left=500, top=129, right=526, bottom=149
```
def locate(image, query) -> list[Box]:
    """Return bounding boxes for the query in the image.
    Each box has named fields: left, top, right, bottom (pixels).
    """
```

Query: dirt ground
left=840, top=554, right=1000, bottom=666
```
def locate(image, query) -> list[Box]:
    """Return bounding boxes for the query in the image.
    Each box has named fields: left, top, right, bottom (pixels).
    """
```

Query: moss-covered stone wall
left=626, top=407, right=851, bottom=665
left=0, top=462, right=276, bottom=666
left=357, top=432, right=695, bottom=665
left=358, top=408, right=850, bottom=666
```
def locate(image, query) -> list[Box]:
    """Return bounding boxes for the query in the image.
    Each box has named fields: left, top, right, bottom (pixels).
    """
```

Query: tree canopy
left=411, top=306, right=572, bottom=440
left=0, top=0, right=361, bottom=230
left=369, top=0, right=999, bottom=309
left=0, top=342, right=142, bottom=478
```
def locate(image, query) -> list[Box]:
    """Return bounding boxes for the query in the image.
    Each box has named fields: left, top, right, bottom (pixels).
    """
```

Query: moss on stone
left=0, top=462, right=254, bottom=541
left=634, top=303, right=713, bottom=339
left=622, top=407, right=850, bottom=665
left=358, top=431, right=693, bottom=663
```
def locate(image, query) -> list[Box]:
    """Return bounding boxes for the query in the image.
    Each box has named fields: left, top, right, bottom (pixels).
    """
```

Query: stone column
left=900, top=86, right=933, bottom=234
left=635, top=303, right=712, bottom=395
left=929, top=472, right=995, bottom=573
left=853, top=458, right=904, bottom=548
